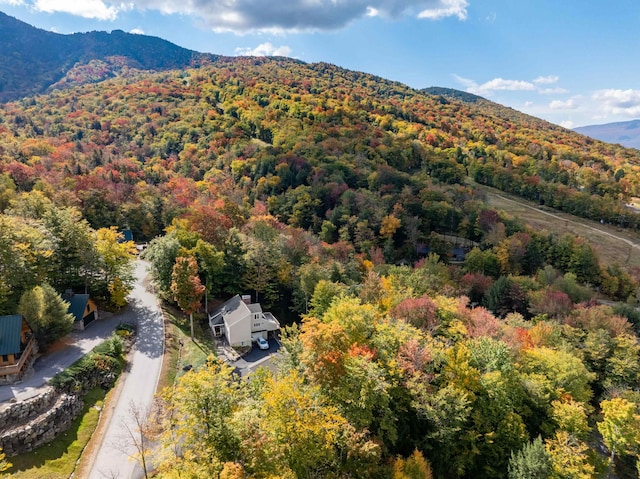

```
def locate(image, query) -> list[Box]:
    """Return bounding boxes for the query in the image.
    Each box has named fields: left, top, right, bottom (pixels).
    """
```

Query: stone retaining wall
left=0, top=332, right=134, bottom=457
left=0, top=392, right=84, bottom=456
left=0, top=388, right=56, bottom=430
left=0, top=363, right=116, bottom=457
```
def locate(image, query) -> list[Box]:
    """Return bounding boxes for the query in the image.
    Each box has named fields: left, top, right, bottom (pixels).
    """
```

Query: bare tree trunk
left=205, top=280, right=208, bottom=315
left=607, top=448, right=615, bottom=479
left=121, top=402, right=153, bottom=479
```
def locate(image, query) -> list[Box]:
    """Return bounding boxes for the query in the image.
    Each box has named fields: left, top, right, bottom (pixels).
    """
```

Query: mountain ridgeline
left=0, top=11, right=219, bottom=102
left=6, top=13, right=640, bottom=479
left=0, top=51, right=640, bottom=244
left=575, top=119, right=640, bottom=150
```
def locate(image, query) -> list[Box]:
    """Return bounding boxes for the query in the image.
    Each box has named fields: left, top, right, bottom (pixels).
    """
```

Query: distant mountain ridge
left=0, top=11, right=219, bottom=102
left=574, top=120, right=640, bottom=149
left=422, top=86, right=486, bottom=103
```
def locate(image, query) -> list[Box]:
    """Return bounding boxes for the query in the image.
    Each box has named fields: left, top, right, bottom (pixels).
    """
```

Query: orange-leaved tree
left=171, top=256, right=205, bottom=339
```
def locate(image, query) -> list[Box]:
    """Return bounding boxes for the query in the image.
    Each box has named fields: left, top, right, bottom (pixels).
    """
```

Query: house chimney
left=241, top=294, right=251, bottom=304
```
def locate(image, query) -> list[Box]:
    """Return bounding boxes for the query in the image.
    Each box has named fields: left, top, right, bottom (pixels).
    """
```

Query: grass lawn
left=480, top=184, right=640, bottom=268
left=5, top=388, right=106, bottom=479
left=156, top=305, right=217, bottom=393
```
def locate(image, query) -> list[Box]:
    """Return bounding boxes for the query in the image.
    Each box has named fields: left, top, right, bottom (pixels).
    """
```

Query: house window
left=1, top=355, right=8, bottom=363
left=253, top=322, right=261, bottom=328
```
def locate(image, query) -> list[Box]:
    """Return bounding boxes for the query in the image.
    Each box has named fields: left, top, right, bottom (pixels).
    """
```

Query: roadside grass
left=156, top=305, right=217, bottom=392
left=479, top=184, right=640, bottom=268
left=5, top=388, right=106, bottom=479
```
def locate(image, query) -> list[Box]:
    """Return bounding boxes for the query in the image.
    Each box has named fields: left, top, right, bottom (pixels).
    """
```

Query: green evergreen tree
left=18, top=284, right=74, bottom=351
left=220, top=228, right=247, bottom=295
left=143, top=233, right=180, bottom=297
left=508, top=436, right=551, bottom=479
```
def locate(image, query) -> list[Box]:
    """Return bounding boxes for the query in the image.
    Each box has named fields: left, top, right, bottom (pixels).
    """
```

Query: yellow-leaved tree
left=157, top=357, right=243, bottom=478
left=0, top=447, right=11, bottom=473
left=598, top=397, right=640, bottom=477
left=393, top=450, right=433, bottom=479
left=255, top=370, right=381, bottom=478
left=95, top=227, right=137, bottom=307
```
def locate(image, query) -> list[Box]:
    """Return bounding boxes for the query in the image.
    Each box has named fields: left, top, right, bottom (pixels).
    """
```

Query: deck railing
left=0, top=338, right=36, bottom=377
left=262, top=312, right=280, bottom=327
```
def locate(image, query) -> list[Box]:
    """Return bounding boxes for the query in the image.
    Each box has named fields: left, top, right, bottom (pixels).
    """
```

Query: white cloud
left=7, top=0, right=469, bottom=32
left=454, top=74, right=569, bottom=98
left=452, top=76, right=637, bottom=127
left=127, top=0, right=469, bottom=33
left=592, top=89, right=640, bottom=117
left=549, top=98, right=579, bottom=110
left=453, top=75, right=535, bottom=95
left=479, top=78, right=536, bottom=92
left=533, top=75, right=559, bottom=85
left=130, top=27, right=145, bottom=34
left=418, top=0, right=468, bottom=20
left=366, top=6, right=379, bottom=17
left=33, top=0, right=119, bottom=20
left=539, top=87, right=568, bottom=95
left=452, top=74, right=477, bottom=89
left=236, top=42, right=292, bottom=57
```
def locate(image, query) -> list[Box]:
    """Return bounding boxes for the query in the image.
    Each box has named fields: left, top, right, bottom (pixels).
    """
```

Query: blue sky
left=1, top=0, right=639, bottom=128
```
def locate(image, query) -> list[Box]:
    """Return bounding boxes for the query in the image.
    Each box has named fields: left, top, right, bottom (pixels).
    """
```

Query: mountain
left=3, top=52, right=640, bottom=479
left=574, top=119, right=640, bottom=149
left=0, top=54, right=638, bottom=241
left=0, top=13, right=639, bottom=244
left=422, top=86, right=486, bottom=103
left=0, top=11, right=219, bottom=102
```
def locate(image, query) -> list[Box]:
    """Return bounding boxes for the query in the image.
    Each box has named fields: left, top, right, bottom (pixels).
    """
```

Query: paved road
left=87, top=260, right=164, bottom=479
left=0, top=306, right=122, bottom=404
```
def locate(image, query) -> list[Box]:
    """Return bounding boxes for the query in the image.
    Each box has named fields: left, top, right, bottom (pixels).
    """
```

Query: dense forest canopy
left=1, top=57, right=639, bottom=243
left=3, top=55, right=640, bottom=477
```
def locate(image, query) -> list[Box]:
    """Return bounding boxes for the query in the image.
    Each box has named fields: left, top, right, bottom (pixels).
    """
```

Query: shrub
left=50, top=334, right=125, bottom=392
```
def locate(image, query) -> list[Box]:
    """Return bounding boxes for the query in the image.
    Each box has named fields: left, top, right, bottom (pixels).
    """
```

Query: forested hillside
left=3, top=55, right=640, bottom=477
left=1, top=57, right=639, bottom=240
left=0, top=11, right=218, bottom=102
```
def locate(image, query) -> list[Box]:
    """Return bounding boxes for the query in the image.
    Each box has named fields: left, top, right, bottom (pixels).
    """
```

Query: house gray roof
left=247, top=303, right=262, bottom=313
left=209, top=295, right=251, bottom=327
left=0, top=315, right=23, bottom=356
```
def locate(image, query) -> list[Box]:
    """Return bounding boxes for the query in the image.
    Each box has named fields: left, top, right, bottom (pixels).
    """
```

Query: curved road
left=87, top=260, right=165, bottom=479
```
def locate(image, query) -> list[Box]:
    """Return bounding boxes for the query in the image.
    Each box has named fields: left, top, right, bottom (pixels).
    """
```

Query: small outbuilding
left=64, top=291, right=99, bottom=331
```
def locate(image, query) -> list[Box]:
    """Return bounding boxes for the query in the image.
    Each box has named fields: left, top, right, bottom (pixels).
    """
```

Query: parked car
left=256, top=336, right=269, bottom=350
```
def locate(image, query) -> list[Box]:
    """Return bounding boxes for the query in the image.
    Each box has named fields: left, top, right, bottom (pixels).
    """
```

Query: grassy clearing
left=480, top=184, right=640, bottom=268
left=6, top=388, right=106, bottom=479
left=156, top=305, right=217, bottom=393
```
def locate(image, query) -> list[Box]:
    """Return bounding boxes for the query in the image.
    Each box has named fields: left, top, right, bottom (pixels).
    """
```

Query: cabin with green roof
left=0, top=315, right=37, bottom=383
left=64, top=291, right=99, bottom=331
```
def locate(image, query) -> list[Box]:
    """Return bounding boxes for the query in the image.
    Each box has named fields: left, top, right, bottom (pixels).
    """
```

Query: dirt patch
left=482, top=185, right=640, bottom=269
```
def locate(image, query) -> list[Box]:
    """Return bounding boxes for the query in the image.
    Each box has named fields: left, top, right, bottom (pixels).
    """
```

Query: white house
left=209, top=295, right=280, bottom=348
